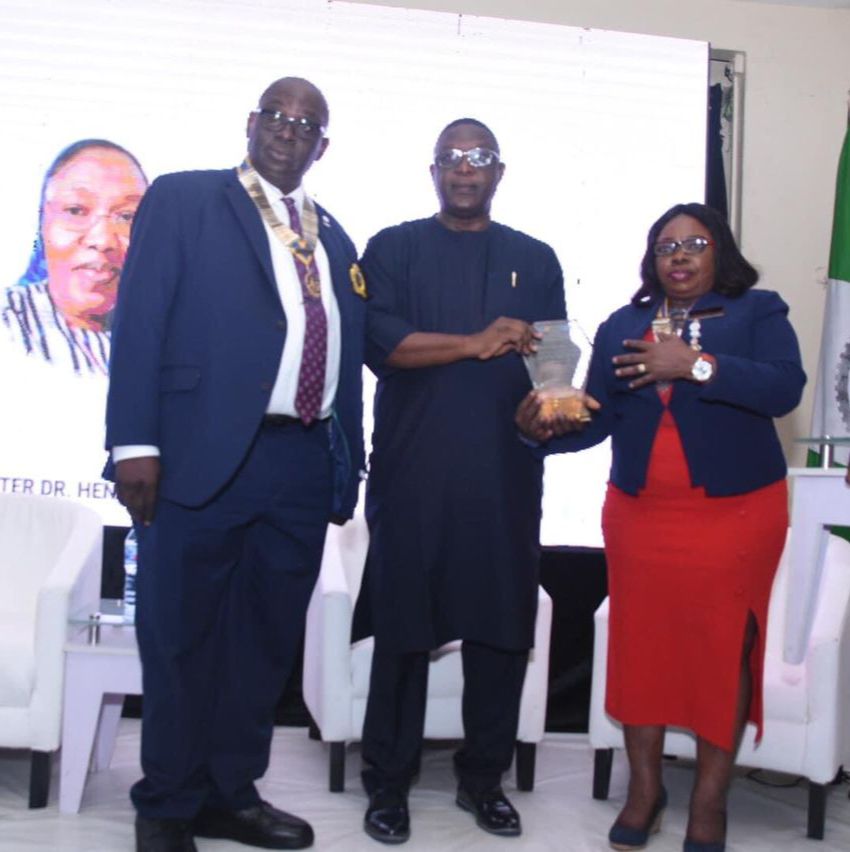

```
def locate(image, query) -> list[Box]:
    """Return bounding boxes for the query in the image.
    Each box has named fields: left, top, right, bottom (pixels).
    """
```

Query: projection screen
left=0, top=0, right=707, bottom=546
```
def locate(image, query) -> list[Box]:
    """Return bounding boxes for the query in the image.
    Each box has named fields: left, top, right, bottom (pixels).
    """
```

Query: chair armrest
left=807, top=537, right=850, bottom=647
left=517, top=585, right=553, bottom=742
left=302, top=514, right=372, bottom=739
left=30, top=508, right=102, bottom=751
left=800, top=537, right=850, bottom=779
left=314, top=538, right=351, bottom=596
left=588, top=598, right=621, bottom=748
left=303, top=589, right=356, bottom=732
left=302, top=526, right=359, bottom=739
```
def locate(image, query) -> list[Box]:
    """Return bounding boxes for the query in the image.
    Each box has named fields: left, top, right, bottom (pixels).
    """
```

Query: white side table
left=59, top=601, right=142, bottom=813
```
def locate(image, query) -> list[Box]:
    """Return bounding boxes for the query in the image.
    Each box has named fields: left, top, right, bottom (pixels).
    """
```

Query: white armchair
left=302, top=514, right=553, bottom=792
left=0, top=494, right=102, bottom=807
left=588, top=530, right=850, bottom=839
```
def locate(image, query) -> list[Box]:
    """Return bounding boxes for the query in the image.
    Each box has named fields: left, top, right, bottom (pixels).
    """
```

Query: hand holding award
left=523, top=319, right=592, bottom=423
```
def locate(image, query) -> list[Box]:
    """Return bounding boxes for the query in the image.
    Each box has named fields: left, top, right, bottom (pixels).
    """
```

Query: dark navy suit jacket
left=105, top=169, right=365, bottom=517
left=546, top=289, right=806, bottom=496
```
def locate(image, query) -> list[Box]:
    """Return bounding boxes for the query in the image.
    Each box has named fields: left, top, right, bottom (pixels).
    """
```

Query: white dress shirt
left=257, top=174, right=341, bottom=419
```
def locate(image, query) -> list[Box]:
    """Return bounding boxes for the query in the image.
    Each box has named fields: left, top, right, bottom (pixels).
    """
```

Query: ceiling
left=737, top=0, right=850, bottom=8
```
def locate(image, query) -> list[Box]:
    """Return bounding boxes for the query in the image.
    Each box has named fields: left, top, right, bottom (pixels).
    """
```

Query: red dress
left=601, top=386, right=787, bottom=750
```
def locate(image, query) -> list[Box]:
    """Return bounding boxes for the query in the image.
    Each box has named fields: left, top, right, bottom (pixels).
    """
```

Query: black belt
left=262, top=414, right=329, bottom=428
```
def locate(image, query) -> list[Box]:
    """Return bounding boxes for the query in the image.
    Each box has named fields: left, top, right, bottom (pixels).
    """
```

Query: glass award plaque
left=523, top=319, right=591, bottom=422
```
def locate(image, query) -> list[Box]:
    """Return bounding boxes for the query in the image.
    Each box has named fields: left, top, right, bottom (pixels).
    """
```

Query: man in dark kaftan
left=355, top=118, right=566, bottom=844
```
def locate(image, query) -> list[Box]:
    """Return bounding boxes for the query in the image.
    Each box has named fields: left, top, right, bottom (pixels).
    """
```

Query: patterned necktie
left=283, top=196, right=327, bottom=424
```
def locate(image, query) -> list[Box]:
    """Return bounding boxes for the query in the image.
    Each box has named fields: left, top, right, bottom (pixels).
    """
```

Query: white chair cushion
left=350, top=639, right=466, bottom=701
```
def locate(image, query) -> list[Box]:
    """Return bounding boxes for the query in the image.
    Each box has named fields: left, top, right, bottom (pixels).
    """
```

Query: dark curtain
left=706, top=82, right=729, bottom=221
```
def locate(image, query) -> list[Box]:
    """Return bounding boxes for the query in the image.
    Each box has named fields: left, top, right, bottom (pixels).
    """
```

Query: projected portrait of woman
left=1, top=139, right=148, bottom=375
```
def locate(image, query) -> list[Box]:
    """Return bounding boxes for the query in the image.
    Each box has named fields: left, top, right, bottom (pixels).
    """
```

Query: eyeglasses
left=252, top=109, right=325, bottom=140
left=45, top=203, right=137, bottom=233
left=653, top=236, right=715, bottom=256
left=434, top=147, right=500, bottom=169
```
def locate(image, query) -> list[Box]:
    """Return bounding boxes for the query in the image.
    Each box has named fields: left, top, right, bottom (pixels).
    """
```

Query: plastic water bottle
left=123, top=528, right=138, bottom=623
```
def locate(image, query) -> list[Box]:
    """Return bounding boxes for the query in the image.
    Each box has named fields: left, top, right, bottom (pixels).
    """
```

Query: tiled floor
left=1, top=721, right=849, bottom=851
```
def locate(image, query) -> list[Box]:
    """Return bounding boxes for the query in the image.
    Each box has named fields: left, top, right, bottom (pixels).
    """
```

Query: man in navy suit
left=106, top=77, right=365, bottom=852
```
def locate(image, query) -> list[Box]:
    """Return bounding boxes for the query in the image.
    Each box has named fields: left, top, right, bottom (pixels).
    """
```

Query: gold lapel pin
left=350, top=263, right=367, bottom=299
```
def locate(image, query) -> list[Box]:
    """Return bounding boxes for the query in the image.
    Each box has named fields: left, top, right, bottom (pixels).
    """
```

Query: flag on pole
left=811, top=124, right=850, bottom=465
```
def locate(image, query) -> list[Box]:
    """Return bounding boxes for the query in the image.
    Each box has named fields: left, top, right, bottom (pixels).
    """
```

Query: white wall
left=350, top=0, right=850, bottom=462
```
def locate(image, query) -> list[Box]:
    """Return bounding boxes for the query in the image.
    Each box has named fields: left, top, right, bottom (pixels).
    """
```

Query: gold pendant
left=651, top=317, right=672, bottom=341
left=292, top=248, right=313, bottom=266
left=305, top=272, right=321, bottom=298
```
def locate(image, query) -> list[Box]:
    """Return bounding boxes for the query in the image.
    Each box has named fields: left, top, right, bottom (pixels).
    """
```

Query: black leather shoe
left=456, top=785, right=521, bottom=837
left=135, top=815, right=197, bottom=852
left=364, top=788, right=410, bottom=844
left=193, top=800, right=313, bottom=849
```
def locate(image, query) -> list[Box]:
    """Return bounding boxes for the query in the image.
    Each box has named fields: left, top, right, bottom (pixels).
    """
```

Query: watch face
left=692, top=357, right=713, bottom=382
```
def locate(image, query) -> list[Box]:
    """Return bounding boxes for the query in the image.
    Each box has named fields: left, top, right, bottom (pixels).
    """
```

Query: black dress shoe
left=364, top=788, right=410, bottom=844
left=193, top=800, right=313, bottom=849
left=456, top=785, right=521, bottom=837
left=135, top=815, right=197, bottom=852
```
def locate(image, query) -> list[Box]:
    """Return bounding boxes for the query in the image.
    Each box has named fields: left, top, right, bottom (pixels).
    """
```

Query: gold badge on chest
left=350, top=263, right=367, bottom=299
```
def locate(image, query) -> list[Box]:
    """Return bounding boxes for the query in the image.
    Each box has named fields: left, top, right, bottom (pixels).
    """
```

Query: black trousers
left=361, top=639, right=529, bottom=795
left=131, top=421, right=333, bottom=819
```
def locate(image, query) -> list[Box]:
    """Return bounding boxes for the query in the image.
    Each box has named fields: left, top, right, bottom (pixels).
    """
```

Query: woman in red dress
left=517, top=203, right=806, bottom=852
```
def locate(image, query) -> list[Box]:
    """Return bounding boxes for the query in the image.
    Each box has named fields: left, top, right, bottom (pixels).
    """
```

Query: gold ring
left=637, top=363, right=647, bottom=374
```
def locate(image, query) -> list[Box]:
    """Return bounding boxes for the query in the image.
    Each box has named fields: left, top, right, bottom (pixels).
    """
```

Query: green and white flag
left=811, top=126, right=850, bottom=464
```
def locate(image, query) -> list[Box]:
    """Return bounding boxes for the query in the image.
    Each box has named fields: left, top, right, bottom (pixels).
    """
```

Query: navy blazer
left=105, top=169, right=365, bottom=517
left=546, top=289, right=806, bottom=496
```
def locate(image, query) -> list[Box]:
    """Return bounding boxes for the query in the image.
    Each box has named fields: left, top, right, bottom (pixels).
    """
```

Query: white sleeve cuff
left=112, top=445, right=161, bottom=463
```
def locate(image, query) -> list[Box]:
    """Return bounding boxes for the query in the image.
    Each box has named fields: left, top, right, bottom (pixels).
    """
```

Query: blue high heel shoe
left=682, top=841, right=725, bottom=852
left=608, top=787, right=668, bottom=851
